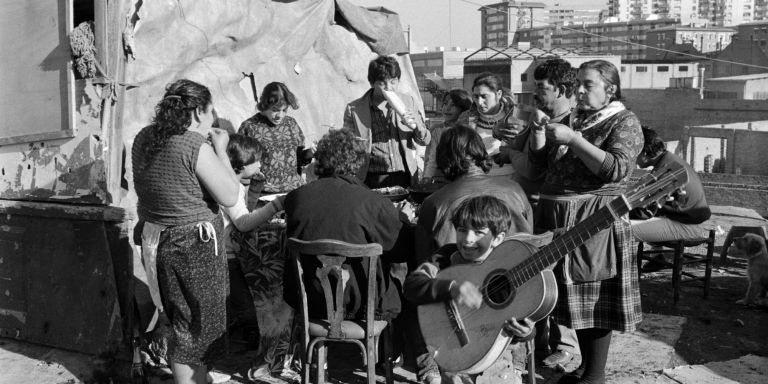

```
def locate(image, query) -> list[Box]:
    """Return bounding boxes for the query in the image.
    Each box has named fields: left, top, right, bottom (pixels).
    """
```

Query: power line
left=458, top=0, right=768, bottom=71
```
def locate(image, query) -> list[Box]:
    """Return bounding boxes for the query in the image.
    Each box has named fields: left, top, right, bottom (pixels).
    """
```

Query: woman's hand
left=503, top=317, right=534, bottom=338
left=545, top=123, right=578, bottom=146
left=450, top=280, right=483, bottom=309
left=209, top=128, right=230, bottom=154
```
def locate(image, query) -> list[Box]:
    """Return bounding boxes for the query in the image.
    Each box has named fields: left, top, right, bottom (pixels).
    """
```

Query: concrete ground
left=2, top=206, right=767, bottom=384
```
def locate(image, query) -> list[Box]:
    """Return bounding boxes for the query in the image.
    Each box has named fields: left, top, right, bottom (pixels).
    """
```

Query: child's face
left=239, top=160, right=262, bottom=179
left=455, top=226, right=505, bottom=262
left=263, top=104, right=288, bottom=125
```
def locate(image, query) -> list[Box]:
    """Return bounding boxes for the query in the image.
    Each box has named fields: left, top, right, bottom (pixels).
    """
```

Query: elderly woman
left=528, top=59, right=644, bottom=384
left=282, top=128, right=409, bottom=322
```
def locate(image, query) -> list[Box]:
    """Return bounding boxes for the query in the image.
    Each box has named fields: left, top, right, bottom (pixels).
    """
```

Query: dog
left=732, top=233, right=768, bottom=306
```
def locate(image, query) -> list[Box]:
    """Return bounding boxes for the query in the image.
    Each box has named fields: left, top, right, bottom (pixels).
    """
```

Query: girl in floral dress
left=238, top=82, right=306, bottom=209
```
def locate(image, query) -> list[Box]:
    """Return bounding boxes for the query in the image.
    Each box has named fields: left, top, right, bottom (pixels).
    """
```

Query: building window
left=679, top=65, right=689, bottom=71
left=521, top=73, right=528, bottom=82
left=658, top=66, right=669, bottom=72
left=636, top=66, right=648, bottom=72
left=621, top=66, right=626, bottom=72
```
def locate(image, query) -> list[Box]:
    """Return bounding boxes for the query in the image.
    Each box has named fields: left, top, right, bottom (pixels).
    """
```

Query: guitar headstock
left=624, top=161, right=689, bottom=211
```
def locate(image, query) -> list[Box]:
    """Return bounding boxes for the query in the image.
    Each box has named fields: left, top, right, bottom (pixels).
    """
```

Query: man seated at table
left=343, top=55, right=430, bottom=189
left=630, top=126, right=712, bottom=272
left=282, top=128, right=411, bottom=326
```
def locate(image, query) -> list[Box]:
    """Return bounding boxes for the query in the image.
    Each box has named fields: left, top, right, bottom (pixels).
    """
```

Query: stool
left=720, top=225, right=768, bottom=265
left=637, top=229, right=716, bottom=305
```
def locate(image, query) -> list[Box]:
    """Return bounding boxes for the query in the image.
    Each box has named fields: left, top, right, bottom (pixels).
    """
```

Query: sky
left=351, top=0, right=608, bottom=52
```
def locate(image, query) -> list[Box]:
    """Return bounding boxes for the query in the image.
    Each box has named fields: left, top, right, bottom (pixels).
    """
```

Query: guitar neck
left=510, top=196, right=630, bottom=288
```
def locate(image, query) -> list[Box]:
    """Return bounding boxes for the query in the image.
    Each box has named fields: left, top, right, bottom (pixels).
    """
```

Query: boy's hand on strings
left=503, top=317, right=534, bottom=338
left=450, top=280, right=483, bottom=309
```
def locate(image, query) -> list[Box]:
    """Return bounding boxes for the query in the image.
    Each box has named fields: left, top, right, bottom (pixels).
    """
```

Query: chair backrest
left=287, top=238, right=383, bottom=340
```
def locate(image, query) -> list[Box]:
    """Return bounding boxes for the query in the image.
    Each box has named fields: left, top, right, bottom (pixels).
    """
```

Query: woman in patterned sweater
left=238, top=82, right=307, bottom=209
left=132, top=79, right=240, bottom=384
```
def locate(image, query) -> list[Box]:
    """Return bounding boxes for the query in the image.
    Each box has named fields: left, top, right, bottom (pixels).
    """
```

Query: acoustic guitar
left=417, top=162, right=689, bottom=374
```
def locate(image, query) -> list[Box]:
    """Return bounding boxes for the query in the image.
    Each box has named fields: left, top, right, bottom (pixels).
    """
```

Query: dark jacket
left=630, top=151, right=711, bottom=224
left=282, top=175, right=409, bottom=320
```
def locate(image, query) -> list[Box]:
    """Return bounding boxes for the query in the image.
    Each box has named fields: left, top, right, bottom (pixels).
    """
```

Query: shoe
left=543, top=350, right=575, bottom=367
left=276, top=368, right=301, bottom=384
left=207, top=370, right=231, bottom=384
left=418, top=368, right=441, bottom=384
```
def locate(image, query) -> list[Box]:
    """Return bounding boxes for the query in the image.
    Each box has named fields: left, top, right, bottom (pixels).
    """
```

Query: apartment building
left=607, top=0, right=768, bottom=26
left=645, top=25, right=735, bottom=58
left=514, top=18, right=679, bottom=60
left=480, top=1, right=546, bottom=47
left=546, top=3, right=602, bottom=26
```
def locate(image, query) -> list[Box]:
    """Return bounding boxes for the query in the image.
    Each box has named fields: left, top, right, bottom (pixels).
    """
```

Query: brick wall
left=623, top=89, right=768, bottom=176
left=700, top=173, right=768, bottom=218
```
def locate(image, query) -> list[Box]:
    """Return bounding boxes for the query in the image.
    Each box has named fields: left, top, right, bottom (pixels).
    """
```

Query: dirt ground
left=2, top=207, right=767, bottom=384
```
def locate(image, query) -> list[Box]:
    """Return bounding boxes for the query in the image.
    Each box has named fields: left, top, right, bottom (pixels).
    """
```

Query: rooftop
left=707, top=73, right=768, bottom=82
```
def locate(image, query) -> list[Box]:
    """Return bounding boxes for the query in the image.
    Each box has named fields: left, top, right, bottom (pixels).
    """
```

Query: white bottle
left=382, top=90, right=417, bottom=130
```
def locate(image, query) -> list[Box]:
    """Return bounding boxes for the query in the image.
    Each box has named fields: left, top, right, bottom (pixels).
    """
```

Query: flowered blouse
left=238, top=113, right=306, bottom=193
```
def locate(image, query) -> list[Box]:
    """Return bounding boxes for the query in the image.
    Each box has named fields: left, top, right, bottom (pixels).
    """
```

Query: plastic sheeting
left=121, top=0, right=422, bottom=149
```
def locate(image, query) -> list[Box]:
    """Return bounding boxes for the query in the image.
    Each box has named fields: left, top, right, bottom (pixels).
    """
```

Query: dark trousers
left=227, top=259, right=259, bottom=329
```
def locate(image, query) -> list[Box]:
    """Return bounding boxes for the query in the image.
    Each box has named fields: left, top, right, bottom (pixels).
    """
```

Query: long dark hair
left=579, top=60, right=622, bottom=102
left=437, top=123, right=492, bottom=181
left=139, top=79, right=212, bottom=165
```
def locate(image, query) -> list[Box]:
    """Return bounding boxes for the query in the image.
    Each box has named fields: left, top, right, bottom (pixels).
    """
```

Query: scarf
left=556, top=101, right=626, bottom=160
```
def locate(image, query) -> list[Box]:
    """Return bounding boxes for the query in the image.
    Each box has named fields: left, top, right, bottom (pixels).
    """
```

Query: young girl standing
left=238, top=82, right=306, bottom=209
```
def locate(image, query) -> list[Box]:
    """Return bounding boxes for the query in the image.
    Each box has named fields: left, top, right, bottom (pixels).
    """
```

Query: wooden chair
left=636, top=229, right=716, bottom=305
left=287, top=238, right=393, bottom=384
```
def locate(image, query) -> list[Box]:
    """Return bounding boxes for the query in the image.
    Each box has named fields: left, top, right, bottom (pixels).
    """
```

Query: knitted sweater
left=132, top=127, right=219, bottom=225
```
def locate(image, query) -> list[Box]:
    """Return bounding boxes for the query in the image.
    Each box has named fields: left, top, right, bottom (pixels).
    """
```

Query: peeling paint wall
left=0, top=80, right=110, bottom=204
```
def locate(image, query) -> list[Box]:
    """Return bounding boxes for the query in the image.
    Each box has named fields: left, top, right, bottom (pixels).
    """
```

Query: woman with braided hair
left=132, top=79, right=240, bottom=384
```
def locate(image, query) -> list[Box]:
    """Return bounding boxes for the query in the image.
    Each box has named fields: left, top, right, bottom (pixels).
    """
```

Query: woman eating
left=132, top=79, right=240, bottom=384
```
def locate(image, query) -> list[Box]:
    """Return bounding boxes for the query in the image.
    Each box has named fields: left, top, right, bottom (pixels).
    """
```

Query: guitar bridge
left=445, top=300, right=470, bottom=346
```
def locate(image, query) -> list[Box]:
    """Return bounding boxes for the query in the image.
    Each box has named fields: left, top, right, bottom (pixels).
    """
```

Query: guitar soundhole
left=483, top=269, right=515, bottom=309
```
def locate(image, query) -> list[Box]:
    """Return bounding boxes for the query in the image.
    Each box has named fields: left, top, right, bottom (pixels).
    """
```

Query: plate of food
left=408, top=181, right=445, bottom=203
left=373, top=186, right=409, bottom=202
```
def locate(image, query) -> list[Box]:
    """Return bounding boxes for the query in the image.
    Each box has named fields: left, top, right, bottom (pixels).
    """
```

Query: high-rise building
left=546, top=3, right=602, bottom=26
left=607, top=0, right=768, bottom=26
left=606, top=0, right=702, bottom=25
left=480, top=1, right=546, bottom=47
left=514, top=18, right=679, bottom=60
left=645, top=25, right=735, bottom=59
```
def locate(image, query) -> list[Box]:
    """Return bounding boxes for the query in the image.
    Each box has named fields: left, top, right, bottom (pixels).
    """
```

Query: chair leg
left=673, top=242, right=683, bottom=306
left=367, top=336, right=377, bottom=384
left=527, top=340, right=536, bottom=384
left=703, top=232, right=715, bottom=299
left=720, top=231, right=734, bottom=266
left=384, top=325, right=394, bottom=384
left=317, top=342, right=327, bottom=384
left=636, top=241, right=645, bottom=279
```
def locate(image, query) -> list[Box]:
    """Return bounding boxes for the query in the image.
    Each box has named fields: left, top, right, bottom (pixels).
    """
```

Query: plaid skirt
left=536, top=193, right=642, bottom=332
left=156, top=214, right=228, bottom=365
